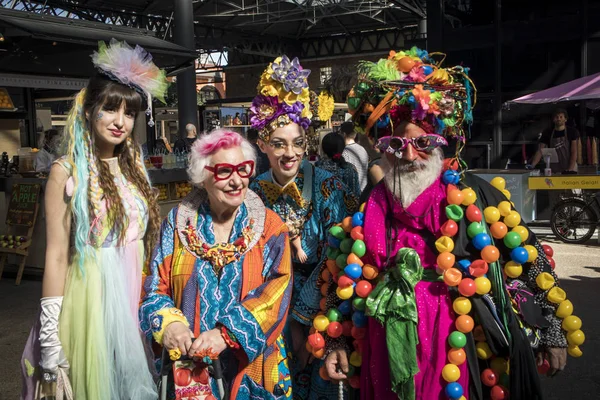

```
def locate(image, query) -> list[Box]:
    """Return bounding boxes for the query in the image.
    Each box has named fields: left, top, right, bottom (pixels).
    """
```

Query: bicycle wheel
left=550, top=199, right=597, bottom=244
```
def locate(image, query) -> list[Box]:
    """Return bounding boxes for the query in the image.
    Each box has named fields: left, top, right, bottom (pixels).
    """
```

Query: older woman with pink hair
left=140, top=129, right=293, bottom=399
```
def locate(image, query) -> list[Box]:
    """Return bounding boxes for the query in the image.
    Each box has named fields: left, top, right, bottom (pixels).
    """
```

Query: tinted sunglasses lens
left=389, top=138, right=405, bottom=150
left=414, top=136, right=433, bottom=151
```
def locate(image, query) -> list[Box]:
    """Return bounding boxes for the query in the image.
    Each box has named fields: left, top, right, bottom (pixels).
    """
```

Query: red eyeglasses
left=204, top=160, right=255, bottom=181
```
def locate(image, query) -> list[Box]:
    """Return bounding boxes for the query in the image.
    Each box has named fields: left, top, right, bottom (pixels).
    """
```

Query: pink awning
left=508, top=72, right=600, bottom=104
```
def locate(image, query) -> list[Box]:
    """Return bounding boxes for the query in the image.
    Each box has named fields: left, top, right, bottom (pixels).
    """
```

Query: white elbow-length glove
left=39, top=296, right=69, bottom=381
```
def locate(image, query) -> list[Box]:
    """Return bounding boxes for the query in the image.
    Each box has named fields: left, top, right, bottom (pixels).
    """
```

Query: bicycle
left=550, top=191, right=600, bottom=244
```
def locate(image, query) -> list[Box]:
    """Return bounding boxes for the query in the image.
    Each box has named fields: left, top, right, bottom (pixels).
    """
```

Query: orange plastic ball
left=346, top=253, right=364, bottom=267
left=437, top=252, right=456, bottom=271
left=313, top=347, right=325, bottom=359
left=481, top=246, right=500, bottom=263
left=448, top=348, right=467, bottom=365
left=362, top=264, right=379, bottom=280
left=456, top=315, right=475, bottom=333
left=443, top=268, right=463, bottom=287
left=321, top=269, right=331, bottom=282
left=397, top=56, right=416, bottom=73
left=326, top=259, right=340, bottom=274
left=319, top=297, right=327, bottom=311
left=473, top=325, right=486, bottom=342
left=490, top=222, right=508, bottom=239
left=351, top=226, right=365, bottom=241
left=320, top=283, right=329, bottom=297
left=447, top=190, right=464, bottom=205
left=342, top=217, right=353, bottom=233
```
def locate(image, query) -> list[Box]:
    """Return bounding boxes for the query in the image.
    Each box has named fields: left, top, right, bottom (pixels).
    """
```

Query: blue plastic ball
left=338, top=300, right=352, bottom=315
left=472, top=233, right=492, bottom=250
left=344, top=263, right=363, bottom=280
left=328, top=236, right=341, bottom=248
left=442, top=170, right=460, bottom=185
left=352, top=310, right=368, bottom=327
left=511, top=247, right=529, bottom=264
left=445, top=382, right=464, bottom=399
left=422, top=65, right=433, bottom=75
left=457, top=259, right=471, bottom=272
left=352, top=212, right=364, bottom=228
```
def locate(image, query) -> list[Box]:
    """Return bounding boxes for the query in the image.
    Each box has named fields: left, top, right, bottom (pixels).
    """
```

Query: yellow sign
left=528, top=176, right=600, bottom=190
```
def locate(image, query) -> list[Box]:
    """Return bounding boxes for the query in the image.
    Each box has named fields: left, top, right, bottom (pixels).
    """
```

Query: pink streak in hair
left=191, top=129, right=243, bottom=156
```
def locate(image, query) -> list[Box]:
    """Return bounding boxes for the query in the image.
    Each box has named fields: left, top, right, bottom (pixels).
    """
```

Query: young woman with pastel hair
left=21, top=40, right=167, bottom=399
left=140, top=129, right=294, bottom=399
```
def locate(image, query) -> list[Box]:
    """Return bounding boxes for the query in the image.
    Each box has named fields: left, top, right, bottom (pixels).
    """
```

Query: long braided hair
left=62, top=74, right=160, bottom=272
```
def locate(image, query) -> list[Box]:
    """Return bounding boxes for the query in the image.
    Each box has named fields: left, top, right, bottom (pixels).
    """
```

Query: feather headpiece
left=91, top=39, right=169, bottom=127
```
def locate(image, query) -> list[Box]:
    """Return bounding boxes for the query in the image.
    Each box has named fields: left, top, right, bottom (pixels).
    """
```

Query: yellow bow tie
left=259, top=180, right=307, bottom=208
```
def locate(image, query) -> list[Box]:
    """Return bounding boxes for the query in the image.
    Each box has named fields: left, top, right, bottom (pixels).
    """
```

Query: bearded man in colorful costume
left=248, top=55, right=358, bottom=399
left=323, top=48, right=584, bottom=400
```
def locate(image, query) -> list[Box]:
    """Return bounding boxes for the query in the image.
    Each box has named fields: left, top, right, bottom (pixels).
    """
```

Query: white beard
left=381, top=148, right=444, bottom=208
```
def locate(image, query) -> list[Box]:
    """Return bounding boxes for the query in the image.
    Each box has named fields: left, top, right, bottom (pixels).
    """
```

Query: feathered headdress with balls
left=348, top=47, right=476, bottom=151
left=250, top=55, right=312, bottom=140
left=91, top=39, right=169, bottom=127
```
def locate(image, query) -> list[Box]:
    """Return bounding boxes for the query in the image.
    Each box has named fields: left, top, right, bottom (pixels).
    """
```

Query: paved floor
left=0, top=232, right=598, bottom=399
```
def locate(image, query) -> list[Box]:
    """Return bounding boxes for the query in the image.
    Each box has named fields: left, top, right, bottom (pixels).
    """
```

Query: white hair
left=187, top=129, right=257, bottom=187
left=185, top=123, right=196, bottom=132
left=381, top=147, right=444, bottom=208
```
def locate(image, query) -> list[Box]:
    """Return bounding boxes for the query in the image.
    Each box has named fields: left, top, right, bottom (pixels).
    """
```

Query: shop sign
left=7, top=183, right=41, bottom=227
left=528, top=176, right=600, bottom=190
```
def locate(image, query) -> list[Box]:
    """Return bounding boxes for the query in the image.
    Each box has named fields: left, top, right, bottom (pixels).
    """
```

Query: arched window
left=198, top=85, right=221, bottom=103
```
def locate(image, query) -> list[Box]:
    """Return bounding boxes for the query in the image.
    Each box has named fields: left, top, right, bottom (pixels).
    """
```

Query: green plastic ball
left=326, top=309, right=343, bottom=323
left=352, top=297, right=366, bottom=311
left=503, top=231, right=522, bottom=249
left=336, top=253, right=348, bottom=269
left=467, top=222, right=486, bottom=239
left=329, top=225, right=347, bottom=240
left=445, top=204, right=464, bottom=222
left=340, top=238, right=354, bottom=254
left=327, top=247, right=341, bottom=260
left=351, top=240, right=366, bottom=257
left=448, top=331, right=467, bottom=348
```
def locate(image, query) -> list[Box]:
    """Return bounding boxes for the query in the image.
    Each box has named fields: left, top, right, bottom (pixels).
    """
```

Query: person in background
left=341, top=120, right=369, bottom=191
left=247, top=128, right=270, bottom=177
left=35, top=129, right=61, bottom=173
left=529, top=108, right=579, bottom=173
left=316, top=131, right=360, bottom=199
left=173, top=123, right=198, bottom=153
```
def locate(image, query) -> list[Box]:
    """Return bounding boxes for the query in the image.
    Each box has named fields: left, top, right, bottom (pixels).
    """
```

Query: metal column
left=174, top=0, right=198, bottom=138
left=426, top=0, right=444, bottom=52
left=492, top=0, right=503, bottom=168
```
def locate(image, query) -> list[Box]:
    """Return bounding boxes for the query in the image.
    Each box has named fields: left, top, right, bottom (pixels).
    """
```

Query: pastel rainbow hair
left=187, top=129, right=257, bottom=187
left=62, top=89, right=94, bottom=273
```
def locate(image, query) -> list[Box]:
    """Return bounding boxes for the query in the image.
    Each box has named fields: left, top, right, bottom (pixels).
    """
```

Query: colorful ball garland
left=437, top=173, right=585, bottom=399
left=309, top=203, right=374, bottom=388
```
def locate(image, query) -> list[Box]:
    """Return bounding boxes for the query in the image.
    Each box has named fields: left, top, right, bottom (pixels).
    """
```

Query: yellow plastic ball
left=501, top=189, right=512, bottom=200
left=336, top=285, right=354, bottom=300
left=504, top=261, right=523, bottom=278
left=453, top=297, right=472, bottom=315
left=442, top=363, right=461, bottom=383
left=350, top=351, right=362, bottom=367
left=568, top=344, right=583, bottom=358
left=556, top=299, right=574, bottom=318
left=498, top=201, right=512, bottom=217
left=490, top=357, right=509, bottom=374
left=490, top=177, right=506, bottom=191
left=547, top=287, right=567, bottom=304
left=359, top=203, right=366, bottom=213
left=504, top=211, right=521, bottom=228
left=435, top=236, right=455, bottom=253
left=524, top=245, right=538, bottom=263
left=567, top=330, right=585, bottom=346
left=562, top=316, right=582, bottom=332
left=484, top=207, right=501, bottom=224
left=461, top=188, right=477, bottom=206
left=536, top=272, right=555, bottom=290
left=313, top=315, right=330, bottom=332
left=512, top=226, right=529, bottom=242
left=476, top=341, right=493, bottom=360
left=475, top=277, right=492, bottom=295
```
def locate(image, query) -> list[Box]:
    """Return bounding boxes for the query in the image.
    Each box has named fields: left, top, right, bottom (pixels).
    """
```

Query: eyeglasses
left=204, top=160, right=255, bottom=181
left=375, top=134, right=447, bottom=158
left=268, top=139, right=307, bottom=157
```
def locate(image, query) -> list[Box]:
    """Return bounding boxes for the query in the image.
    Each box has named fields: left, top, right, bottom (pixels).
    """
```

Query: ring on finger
left=168, top=348, right=182, bottom=361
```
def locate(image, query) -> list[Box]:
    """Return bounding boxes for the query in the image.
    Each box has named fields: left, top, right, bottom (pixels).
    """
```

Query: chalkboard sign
left=7, top=183, right=41, bottom=227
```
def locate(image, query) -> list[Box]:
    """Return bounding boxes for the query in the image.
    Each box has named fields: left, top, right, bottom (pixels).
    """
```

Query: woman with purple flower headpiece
left=249, top=55, right=358, bottom=399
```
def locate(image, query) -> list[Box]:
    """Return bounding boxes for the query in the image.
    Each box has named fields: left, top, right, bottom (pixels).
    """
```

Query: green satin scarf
left=366, top=248, right=439, bottom=400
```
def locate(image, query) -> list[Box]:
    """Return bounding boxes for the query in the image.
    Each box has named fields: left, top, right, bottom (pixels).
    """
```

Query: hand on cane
left=325, top=349, right=349, bottom=382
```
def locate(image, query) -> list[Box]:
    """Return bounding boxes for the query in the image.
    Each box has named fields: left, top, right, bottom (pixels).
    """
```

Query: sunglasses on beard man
left=375, top=134, right=448, bottom=158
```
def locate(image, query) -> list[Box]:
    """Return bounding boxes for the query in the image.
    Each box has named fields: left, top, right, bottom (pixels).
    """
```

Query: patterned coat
left=139, top=189, right=293, bottom=399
